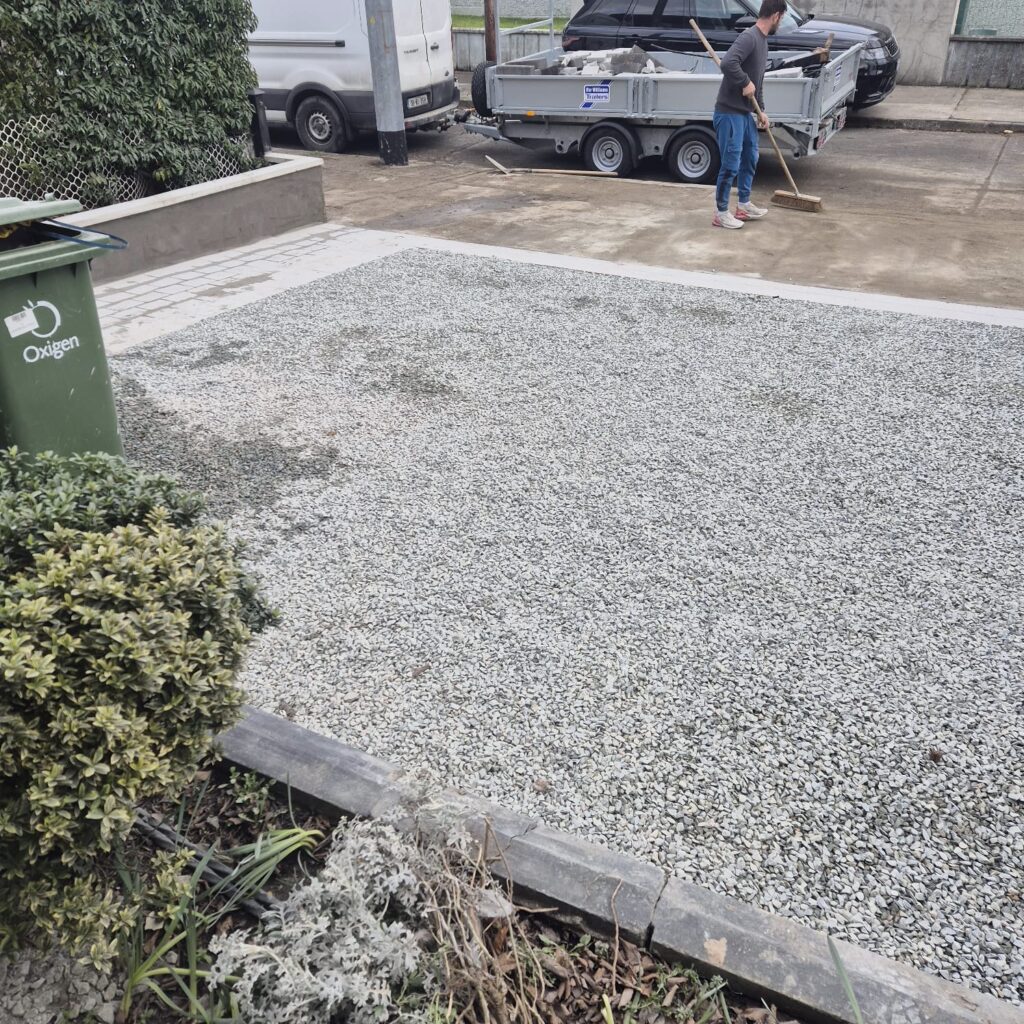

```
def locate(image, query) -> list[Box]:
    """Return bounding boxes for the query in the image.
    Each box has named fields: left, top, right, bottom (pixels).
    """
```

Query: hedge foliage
left=0, top=0, right=259, bottom=207
left=0, top=450, right=269, bottom=965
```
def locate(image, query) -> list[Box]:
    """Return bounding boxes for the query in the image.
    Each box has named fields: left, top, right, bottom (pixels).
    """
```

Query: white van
left=249, top=0, right=459, bottom=152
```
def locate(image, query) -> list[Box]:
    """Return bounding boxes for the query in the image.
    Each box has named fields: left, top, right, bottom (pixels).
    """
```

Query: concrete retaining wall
left=451, top=0, right=581, bottom=18
left=454, top=28, right=555, bottom=69
left=943, top=37, right=1024, bottom=87
left=66, top=153, right=325, bottom=284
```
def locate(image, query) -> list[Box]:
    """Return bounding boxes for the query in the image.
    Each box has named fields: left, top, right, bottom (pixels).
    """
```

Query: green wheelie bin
left=0, top=196, right=124, bottom=456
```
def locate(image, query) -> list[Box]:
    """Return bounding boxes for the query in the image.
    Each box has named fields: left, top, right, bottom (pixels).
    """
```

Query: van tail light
left=563, top=34, right=581, bottom=48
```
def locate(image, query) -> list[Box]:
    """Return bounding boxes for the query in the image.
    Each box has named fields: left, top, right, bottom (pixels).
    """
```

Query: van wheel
left=472, top=61, right=495, bottom=117
left=582, top=124, right=636, bottom=176
left=296, top=96, right=347, bottom=153
left=666, top=129, right=720, bottom=185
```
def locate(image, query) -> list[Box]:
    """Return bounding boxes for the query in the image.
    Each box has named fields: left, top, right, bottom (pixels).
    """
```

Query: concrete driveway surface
left=294, top=123, right=1023, bottom=310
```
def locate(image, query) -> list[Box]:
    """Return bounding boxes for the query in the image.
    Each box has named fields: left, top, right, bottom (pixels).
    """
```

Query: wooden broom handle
left=688, top=18, right=803, bottom=198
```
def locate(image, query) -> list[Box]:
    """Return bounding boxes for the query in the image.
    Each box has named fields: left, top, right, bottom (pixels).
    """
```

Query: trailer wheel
left=582, top=124, right=637, bottom=177
left=295, top=95, right=348, bottom=153
left=666, top=129, right=720, bottom=185
left=472, top=61, right=495, bottom=117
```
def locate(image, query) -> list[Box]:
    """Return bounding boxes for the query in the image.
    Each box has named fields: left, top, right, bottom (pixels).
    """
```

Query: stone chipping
left=111, top=249, right=1024, bottom=1005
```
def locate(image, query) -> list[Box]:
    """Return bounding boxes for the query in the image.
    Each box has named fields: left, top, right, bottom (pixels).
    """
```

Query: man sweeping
left=711, top=0, right=787, bottom=229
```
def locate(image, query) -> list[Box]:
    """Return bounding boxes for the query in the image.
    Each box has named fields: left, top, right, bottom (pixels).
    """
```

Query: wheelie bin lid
left=0, top=196, right=82, bottom=228
left=0, top=197, right=119, bottom=283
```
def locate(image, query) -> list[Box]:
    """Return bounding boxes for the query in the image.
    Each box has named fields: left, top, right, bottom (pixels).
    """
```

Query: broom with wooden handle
left=689, top=18, right=823, bottom=213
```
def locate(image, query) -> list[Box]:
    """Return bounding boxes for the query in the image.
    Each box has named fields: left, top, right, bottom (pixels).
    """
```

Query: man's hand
left=742, top=80, right=757, bottom=98
left=757, top=110, right=770, bottom=131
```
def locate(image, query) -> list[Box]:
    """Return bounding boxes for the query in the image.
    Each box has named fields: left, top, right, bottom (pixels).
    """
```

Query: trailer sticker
left=580, top=82, right=611, bottom=110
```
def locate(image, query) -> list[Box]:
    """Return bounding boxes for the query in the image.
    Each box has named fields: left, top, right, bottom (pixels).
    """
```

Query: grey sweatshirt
left=715, top=25, right=768, bottom=116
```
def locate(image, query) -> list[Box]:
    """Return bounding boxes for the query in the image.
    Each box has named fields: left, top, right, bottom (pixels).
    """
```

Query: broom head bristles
left=772, top=190, right=823, bottom=213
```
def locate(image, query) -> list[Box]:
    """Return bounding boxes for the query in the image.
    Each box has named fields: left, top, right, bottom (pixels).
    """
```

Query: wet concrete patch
left=372, top=365, right=461, bottom=399
left=115, top=382, right=342, bottom=516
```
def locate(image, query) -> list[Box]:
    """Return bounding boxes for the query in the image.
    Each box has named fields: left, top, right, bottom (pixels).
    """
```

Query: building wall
left=800, top=0, right=959, bottom=84
left=955, top=0, right=1024, bottom=37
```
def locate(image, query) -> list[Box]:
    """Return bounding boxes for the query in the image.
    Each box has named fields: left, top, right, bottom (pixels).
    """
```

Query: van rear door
left=369, top=0, right=432, bottom=97
left=419, top=0, right=454, bottom=89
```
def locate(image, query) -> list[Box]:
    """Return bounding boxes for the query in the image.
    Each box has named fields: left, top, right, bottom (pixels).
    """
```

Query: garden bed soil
left=119, top=766, right=803, bottom=1024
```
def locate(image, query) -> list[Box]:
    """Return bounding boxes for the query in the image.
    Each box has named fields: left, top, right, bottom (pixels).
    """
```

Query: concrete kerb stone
left=217, top=705, right=409, bottom=820
left=651, top=879, right=1023, bottom=1024
left=488, top=824, right=666, bottom=948
left=217, top=708, right=1024, bottom=1024
left=847, top=115, right=1024, bottom=134
left=218, top=706, right=541, bottom=851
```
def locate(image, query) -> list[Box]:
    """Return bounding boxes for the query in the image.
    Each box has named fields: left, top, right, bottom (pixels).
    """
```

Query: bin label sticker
left=5, top=300, right=62, bottom=340
left=580, top=82, right=611, bottom=110
left=5, top=308, right=38, bottom=339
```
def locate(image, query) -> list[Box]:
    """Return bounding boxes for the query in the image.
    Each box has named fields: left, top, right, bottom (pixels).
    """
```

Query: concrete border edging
left=219, top=707, right=1023, bottom=1024
left=848, top=114, right=1024, bottom=133
left=66, top=153, right=326, bottom=283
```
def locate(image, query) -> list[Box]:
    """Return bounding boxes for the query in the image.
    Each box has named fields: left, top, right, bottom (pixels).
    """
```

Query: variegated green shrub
left=0, top=449, right=269, bottom=965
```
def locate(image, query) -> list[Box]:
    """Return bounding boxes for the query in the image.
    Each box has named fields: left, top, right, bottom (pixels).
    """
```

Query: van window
left=575, top=0, right=634, bottom=25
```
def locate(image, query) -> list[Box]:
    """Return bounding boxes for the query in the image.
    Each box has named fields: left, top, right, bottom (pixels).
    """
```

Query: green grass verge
left=451, top=14, right=569, bottom=30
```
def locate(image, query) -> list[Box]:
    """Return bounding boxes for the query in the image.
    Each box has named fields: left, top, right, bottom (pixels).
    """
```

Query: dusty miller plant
left=210, top=817, right=436, bottom=1024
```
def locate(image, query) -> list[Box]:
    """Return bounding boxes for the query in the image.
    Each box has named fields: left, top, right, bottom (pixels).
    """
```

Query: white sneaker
left=712, top=209, right=744, bottom=230
left=736, top=201, right=768, bottom=220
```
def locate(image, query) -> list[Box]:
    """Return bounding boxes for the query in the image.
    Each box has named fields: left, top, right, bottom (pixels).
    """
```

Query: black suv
left=563, top=0, right=899, bottom=108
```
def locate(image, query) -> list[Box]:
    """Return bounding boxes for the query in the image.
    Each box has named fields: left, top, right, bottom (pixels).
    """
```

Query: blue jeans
left=713, top=112, right=759, bottom=212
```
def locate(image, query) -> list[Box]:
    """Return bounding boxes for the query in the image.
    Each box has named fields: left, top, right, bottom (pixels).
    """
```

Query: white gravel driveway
left=113, top=249, right=1024, bottom=1004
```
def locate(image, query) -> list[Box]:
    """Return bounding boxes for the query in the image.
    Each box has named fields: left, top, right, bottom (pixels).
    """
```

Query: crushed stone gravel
left=112, top=249, right=1024, bottom=1005
left=0, top=947, right=115, bottom=1023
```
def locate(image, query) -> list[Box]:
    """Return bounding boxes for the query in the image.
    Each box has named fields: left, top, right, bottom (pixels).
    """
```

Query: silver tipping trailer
left=464, top=44, right=863, bottom=183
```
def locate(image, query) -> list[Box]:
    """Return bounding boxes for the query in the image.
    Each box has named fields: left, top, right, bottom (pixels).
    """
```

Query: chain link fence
left=0, top=115, right=252, bottom=210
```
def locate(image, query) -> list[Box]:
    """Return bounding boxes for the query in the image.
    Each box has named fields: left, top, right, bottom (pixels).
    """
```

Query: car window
left=777, top=5, right=802, bottom=32
left=573, top=0, right=634, bottom=26
left=658, top=0, right=694, bottom=28
left=629, top=0, right=660, bottom=27
left=693, top=0, right=752, bottom=30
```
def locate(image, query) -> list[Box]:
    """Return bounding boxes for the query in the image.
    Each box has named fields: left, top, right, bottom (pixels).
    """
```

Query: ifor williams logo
left=4, top=300, right=80, bottom=363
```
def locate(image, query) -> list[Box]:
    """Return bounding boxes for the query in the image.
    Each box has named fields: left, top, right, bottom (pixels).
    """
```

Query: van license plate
left=408, top=94, right=429, bottom=110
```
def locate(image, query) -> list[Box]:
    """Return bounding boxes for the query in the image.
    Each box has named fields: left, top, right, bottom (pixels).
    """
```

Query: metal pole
left=365, top=0, right=408, bottom=166
left=484, top=0, right=497, bottom=63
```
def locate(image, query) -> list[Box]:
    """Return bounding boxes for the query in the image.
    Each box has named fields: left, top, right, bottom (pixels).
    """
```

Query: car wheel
left=472, top=61, right=496, bottom=118
left=582, top=124, right=637, bottom=176
left=295, top=96, right=347, bottom=153
left=666, top=129, right=720, bottom=185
